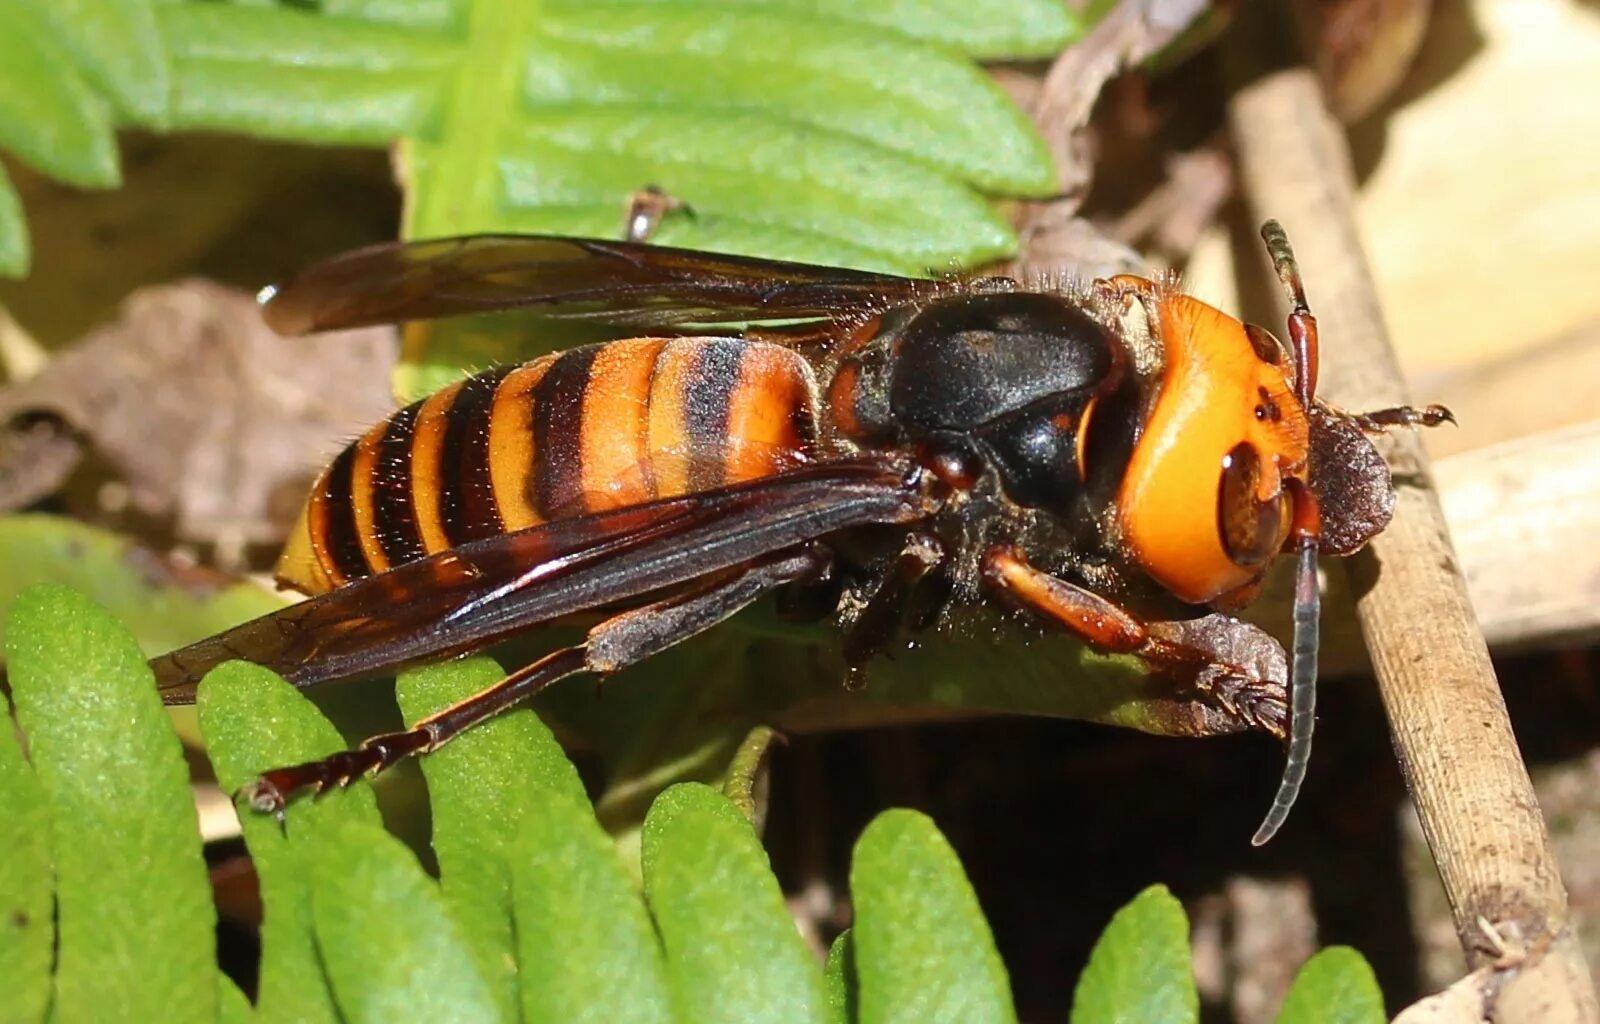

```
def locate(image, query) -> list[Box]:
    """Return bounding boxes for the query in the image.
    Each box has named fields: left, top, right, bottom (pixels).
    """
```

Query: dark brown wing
left=151, top=455, right=931, bottom=703
left=261, top=234, right=938, bottom=335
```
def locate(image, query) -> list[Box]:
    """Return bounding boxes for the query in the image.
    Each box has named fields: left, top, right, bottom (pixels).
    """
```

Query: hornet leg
left=840, top=531, right=946, bottom=667
left=980, top=546, right=1288, bottom=738
left=1349, top=404, right=1455, bottom=432
left=240, top=547, right=828, bottom=816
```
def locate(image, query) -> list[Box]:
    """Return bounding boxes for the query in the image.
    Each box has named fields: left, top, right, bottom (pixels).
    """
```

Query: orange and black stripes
left=440, top=365, right=515, bottom=546
left=373, top=402, right=426, bottom=567
left=531, top=344, right=601, bottom=519
left=682, top=339, right=746, bottom=491
left=486, top=358, right=555, bottom=531
left=407, top=382, right=464, bottom=556
left=288, top=338, right=822, bottom=592
left=643, top=339, right=703, bottom=498
left=315, top=443, right=368, bottom=587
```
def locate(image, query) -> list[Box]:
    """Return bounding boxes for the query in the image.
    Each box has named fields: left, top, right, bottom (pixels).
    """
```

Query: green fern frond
left=0, top=585, right=1389, bottom=1024
left=0, top=0, right=1072, bottom=295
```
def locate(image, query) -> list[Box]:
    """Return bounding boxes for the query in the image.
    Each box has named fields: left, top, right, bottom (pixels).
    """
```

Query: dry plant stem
left=1223, top=18, right=1599, bottom=1023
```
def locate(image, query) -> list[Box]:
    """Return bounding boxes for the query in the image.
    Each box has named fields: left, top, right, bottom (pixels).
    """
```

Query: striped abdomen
left=277, top=337, right=820, bottom=594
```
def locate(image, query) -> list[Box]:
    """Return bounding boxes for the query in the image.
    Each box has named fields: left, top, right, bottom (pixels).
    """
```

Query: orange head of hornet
left=1114, top=288, right=1313, bottom=614
left=1115, top=222, right=1336, bottom=846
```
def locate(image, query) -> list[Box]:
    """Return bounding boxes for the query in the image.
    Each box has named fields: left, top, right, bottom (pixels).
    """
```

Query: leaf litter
left=0, top=279, right=395, bottom=566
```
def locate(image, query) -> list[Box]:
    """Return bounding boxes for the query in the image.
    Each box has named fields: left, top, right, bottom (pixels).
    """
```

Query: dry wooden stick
left=1223, top=7, right=1598, bottom=1020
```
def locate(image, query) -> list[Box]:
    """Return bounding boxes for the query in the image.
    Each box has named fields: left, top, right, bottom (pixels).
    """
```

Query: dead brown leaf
left=0, top=280, right=395, bottom=560
left=0, top=415, right=79, bottom=511
left=1031, top=0, right=1211, bottom=201
left=1012, top=206, right=1146, bottom=283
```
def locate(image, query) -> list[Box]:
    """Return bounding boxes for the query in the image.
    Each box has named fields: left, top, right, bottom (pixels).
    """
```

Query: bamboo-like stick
left=1222, top=9, right=1598, bottom=1018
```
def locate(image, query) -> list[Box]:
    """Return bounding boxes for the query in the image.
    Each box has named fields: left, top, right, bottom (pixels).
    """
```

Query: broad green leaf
left=687, top=0, right=1081, bottom=58
left=0, top=692, right=52, bottom=1024
left=170, top=61, right=448, bottom=143
left=0, top=515, right=288, bottom=658
left=18, top=0, right=170, bottom=126
left=511, top=789, right=676, bottom=1024
left=525, top=6, right=1056, bottom=194
left=3, top=584, right=217, bottom=1024
left=824, top=930, right=858, bottom=1024
left=396, top=655, right=591, bottom=1023
left=701, top=609, right=1251, bottom=742
left=495, top=107, right=1015, bottom=268
left=561, top=607, right=1253, bottom=851
left=5, top=0, right=1076, bottom=283
left=199, top=662, right=384, bottom=1024
left=322, top=0, right=461, bottom=32
left=161, top=5, right=451, bottom=141
left=1070, top=885, right=1198, bottom=1024
left=405, top=0, right=1057, bottom=245
left=0, top=6, right=119, bottom=188
left=311, top=817, right=501, bottom=1024
left=342, top=0, right=1077, bottom=55
left=398, top=0, right=1058, bottom=390
left=850, top=809, right=1014, bottom=1024
left=1276, top=947, right=1385, bottom=1024
left=642, top=783, right=827, bottom=1024
left=162, top=5, right=457, bottom=72
left=0, top=156, right=29, bottom=276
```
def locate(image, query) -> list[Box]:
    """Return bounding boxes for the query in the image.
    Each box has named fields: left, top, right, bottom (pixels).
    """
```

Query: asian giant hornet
left=149, top=221, right=1449, bottom=845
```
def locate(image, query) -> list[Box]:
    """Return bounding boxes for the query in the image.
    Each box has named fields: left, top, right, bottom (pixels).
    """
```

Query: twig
left=1222, top=4, right=1599, bottom=1019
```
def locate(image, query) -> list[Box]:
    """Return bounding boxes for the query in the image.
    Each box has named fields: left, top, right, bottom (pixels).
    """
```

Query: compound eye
left=1244, top=323, right=1286, bottom=365
left=1217, top=442, right=1285, bottom=568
